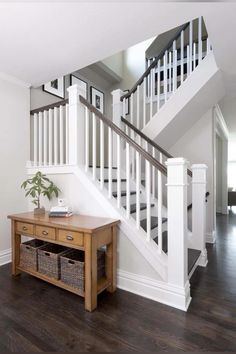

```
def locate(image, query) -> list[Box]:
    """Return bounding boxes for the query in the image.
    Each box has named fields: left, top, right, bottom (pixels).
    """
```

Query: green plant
left=21, top=171, right=61, bottom=209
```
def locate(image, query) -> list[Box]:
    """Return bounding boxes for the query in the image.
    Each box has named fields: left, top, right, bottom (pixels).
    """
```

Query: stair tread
left=89, top=165, right=117, bottom=169
left=113, top=191, right=136, bottom=197
left=103, top=178, right=127, bottom=182
left=124, top=203, right=155, bottom=214
left=140, top=216, right=167, bottom=231
left=153, top=232, right=201, bottom=274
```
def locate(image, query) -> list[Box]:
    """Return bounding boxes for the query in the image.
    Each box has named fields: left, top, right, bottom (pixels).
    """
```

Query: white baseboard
left=206, top=231, right=216, bottom=244
left=117, top=269, right=191, bottom=312
left=0, top=248, right=11, bottom=266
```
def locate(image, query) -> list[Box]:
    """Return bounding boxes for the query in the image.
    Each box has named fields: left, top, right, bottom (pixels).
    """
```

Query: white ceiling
left=0, top=2, right=236, bottom=89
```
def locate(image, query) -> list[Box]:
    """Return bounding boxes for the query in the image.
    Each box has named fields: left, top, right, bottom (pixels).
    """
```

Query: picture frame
left=43, top=77, right=65, bottom=99
left=70, top=74, right=88, bottom=99
left=90, top=86, right=104, bottom=114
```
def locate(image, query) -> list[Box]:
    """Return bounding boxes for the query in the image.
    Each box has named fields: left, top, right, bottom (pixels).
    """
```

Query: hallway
left=0, top=213, right=236, bottom=352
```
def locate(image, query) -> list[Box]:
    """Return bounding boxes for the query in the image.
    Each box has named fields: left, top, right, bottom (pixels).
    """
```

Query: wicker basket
left=60, top=249, right=106, bottom=290
left=20, top=239, right=47, bottom=271
left=38, top=244, right=69, bottom=280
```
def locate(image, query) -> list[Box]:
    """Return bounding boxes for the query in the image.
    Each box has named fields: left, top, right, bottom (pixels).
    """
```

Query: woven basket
left=38, top=244, right=69, bottom=280
left=20, top=239, right=47, bottom=271
left=60, top=249, right=106, bottom=290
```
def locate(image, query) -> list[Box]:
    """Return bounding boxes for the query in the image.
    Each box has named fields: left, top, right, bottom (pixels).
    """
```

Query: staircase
left=27, top=17, right=211, bottom=311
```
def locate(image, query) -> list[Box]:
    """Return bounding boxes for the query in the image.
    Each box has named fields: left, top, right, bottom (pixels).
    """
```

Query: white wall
left=0, top=76, right=30, bottom=264
left=169, top=109, right=216, bottom=242
left=101, top=51, right=124, bottom=79
left=216, top=135, right=223, bottom=212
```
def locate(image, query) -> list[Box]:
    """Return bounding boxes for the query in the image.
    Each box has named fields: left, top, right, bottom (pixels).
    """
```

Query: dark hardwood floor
left=1, top=212, right=236, bottom=352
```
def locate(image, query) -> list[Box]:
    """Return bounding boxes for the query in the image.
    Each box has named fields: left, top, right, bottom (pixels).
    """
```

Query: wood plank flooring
left=0, top=212, right=236, bottom=351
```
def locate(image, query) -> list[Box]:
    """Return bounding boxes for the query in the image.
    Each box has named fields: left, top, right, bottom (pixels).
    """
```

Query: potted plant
left=21, top=171, right=61, bottom=215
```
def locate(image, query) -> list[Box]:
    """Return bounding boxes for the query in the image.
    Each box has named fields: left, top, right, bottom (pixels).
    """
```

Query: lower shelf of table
left=17, top=266, right=111, bottom=297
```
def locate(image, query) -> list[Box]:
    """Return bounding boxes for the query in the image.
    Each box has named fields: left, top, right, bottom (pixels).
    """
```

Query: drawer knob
left=66, top=235, right=74, bottom=241
left=23, top=226, right=27, bottom=231
left=42, top=230, right=48, bottom=236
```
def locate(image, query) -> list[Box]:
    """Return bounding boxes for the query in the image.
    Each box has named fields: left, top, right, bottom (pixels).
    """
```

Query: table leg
left=11, top=221, right=21, bottom=276
left=84, top=233, right=97, bottom=311
left=106, top=226, right=117, bottom=293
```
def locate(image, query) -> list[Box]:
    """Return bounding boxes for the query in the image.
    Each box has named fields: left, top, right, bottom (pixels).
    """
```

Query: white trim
left=214, top=104, right=229, bottom=141
left=0, top=248, right=11, bottom=266
left=206, top=231, right=216, bottom=244
left=0, top=72, right=31, bottom=88
left=117, top=269, right=191, bottom=311
left=26, top=163, right=76, bottom=175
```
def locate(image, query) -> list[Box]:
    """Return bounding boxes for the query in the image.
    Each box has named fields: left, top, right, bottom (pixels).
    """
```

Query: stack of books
left=49, top=206, right=73, bottom=218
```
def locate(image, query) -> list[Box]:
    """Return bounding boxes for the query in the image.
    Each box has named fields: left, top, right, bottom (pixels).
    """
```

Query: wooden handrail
left=121, top=116, right=192, bottom=178
left=120, top=22, right=190, bottom=101
left=30, top=99, right=68, bottom=115
left=79, top=95, right=167, bottom=176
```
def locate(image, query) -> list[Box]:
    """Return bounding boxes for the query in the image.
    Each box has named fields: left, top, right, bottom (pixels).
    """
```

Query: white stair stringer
left=74, top=165, right=168, bottom=281
left=143, top=52, right=225, bottom=149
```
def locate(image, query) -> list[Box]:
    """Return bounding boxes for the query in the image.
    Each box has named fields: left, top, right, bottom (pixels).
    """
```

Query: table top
left=8, top=212, right=120, bottom=233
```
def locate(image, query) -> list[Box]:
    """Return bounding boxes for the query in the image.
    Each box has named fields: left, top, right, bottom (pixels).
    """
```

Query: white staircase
left=27, top=17, right=211, bottom=311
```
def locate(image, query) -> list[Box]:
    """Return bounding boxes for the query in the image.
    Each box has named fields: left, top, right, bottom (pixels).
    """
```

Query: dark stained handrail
left=79, top=95, right=167, bottom=176
left=120, top=22, right=190, bottom=101
left=30, top=99, right=69, bottom=115
left=121, top=116, right=192, bottom=178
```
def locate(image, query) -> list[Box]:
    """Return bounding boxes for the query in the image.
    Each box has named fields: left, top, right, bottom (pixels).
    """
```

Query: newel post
left=67, top=84, right=86, bottom=166
left=166, top=157, right=191, bottom=311
left=191, top=164, right=208, bottom=266
left=111, top=89, right=124, bottom=166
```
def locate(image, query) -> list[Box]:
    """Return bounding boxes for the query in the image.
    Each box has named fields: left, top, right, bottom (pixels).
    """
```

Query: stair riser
left=89, top=168, right=119, bottom=179
left=130, top=207, right=156, bottom=220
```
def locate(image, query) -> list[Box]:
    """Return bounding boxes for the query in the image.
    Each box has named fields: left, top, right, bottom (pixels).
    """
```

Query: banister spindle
left=150, top=68, right=154, bottom=120
left=187, top=45, right=190, bottom=77
left=164, top=51, right=168, bottom=102
left=130, top=93, right=135, bottom=179
left=198, top=17, right=202, bottom=62
left=59, top=105, right=64, bottom=165
left=126, top=142, right=130, bottom=218
left=100, top=120, right=104, bottom=189
left=143, top=77, right=146, bottom=128
left=117, top=134, right=121, bottom=208
left=108, top=127, right=112, bottom=198
left=65, top=104, right=69, bottom=165
left=157, top=60, right=161, bottom=111
left=137, top=85, right=140, bottom=130
left=146, top=160, right=151, bottom=241
left=33, top=113, right=38, bottom=166
left=54, top=107, right=58, bottom=165
left=43, top=110, right=48, bottom=165
left=173, top=40, right=177, bottom=92
left=48, top=109, right=53, bottom=166
left=193, top=42, right=196, bottom=70
left=152, top=147, right=155, bottom=199
left=122, top=99, right=127, bottom=134
left=168, top=50, right=172, bottom=95
left=92, top=113, right=96, bottom=180
left=38, top=111, right=43, bottom=166
left=136, top=151, right=141, bottom=229
left=189, top=21, right=193, bottom=73
left=158, top=153, right=163, bottom=253
left=181, top=30, right=184, bottom=84
left=85, top=107, right=89, bottom=172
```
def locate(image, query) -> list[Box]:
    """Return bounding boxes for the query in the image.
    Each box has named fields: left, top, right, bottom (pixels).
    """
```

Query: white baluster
left=137, top=85, right=140, bottom=130
left=157, top=60, right=161, bottom=111
left=43, top=110, right=48, bottom=165
left=108, top=127, right=112, bottom=198
left=122, top=99, right=127, bottom=134
left=164, top=51, right=168, bottom=102
left=189, top=21, right=193, bottom=73
left=33, top=113, right=38, bottom=166
left=59, top=105, right=64, bottom=165
left=38, top=111, right=43, bottom=166
left=117, top=134, right=121, bottom=208
left=198, top=17, right=202, bottom=62
left=100, top=120, right=104, bottom=189
left=136, top=151, right=140, bottom=229
left=146, top=160, right=151, bottom=241
left=158, top=153, right=163, bottom=253
left=168, top=51, right=172, bottom=95
left=54, top=107, right=58, bottom=165
left=48, top=109, right=53, bottom=166
left=193, top=42, right=196, bottom=70
left=150, top=69, right=154, bottom=120
left=85, top=107, right=89, bottom=172
left=92, top=113, right=96, bottom=180
left=181, top=30, right=184, bottom=84
left=126, top=142, right=130, bottom=218
left=152, top=147, right=155, bottom=199
left=173, top=40, right=177, bottom=92
left=143, top=77, right=146, bottom=127
left=130, top=93, right=135, bottom=179
left=65, top=104, right=69, bottom=165
left=187, top=45, right=190, bottom=77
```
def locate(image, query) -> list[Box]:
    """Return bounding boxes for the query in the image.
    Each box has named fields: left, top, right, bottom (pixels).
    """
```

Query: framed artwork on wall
left=70, top=75, right=88, bottom=99
left=90, top=86, right=104, bottom=114
left=43, top=77, right=65, bottom=99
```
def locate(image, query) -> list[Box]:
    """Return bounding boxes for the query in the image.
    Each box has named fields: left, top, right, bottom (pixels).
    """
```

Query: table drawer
left=58, top=229, right=84, bottom=246
left=16, top=222, right=34, bottom=235
left=35, top=225, right=56, bottom=240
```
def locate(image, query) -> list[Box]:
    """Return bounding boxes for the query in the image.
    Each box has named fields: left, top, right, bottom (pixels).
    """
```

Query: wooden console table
left=8, top=212, right=119, bottom=311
